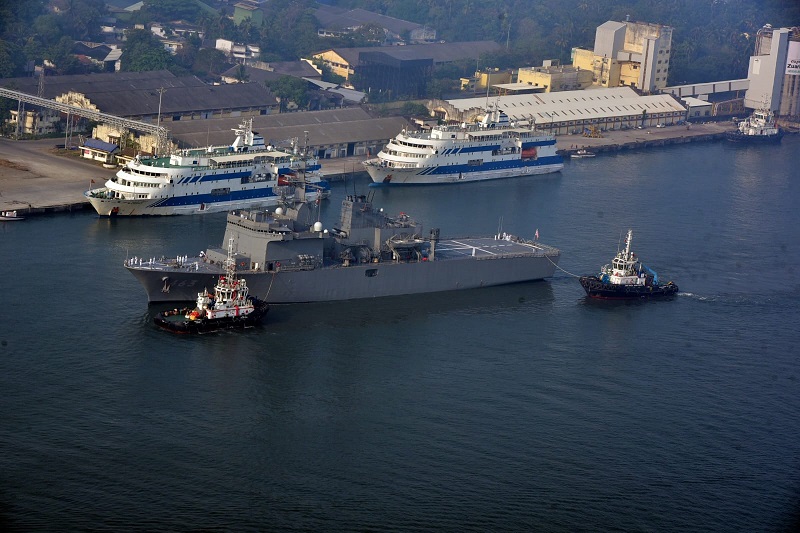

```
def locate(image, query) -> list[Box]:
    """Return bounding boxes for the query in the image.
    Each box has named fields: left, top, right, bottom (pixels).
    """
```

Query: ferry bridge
left=0, top=86, right=170, bottom=154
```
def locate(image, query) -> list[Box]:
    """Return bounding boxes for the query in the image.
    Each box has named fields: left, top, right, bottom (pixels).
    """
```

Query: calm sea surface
left=1, top=136, right=799, bottom=531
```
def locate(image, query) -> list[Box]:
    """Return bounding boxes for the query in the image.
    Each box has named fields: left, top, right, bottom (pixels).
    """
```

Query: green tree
left=312, top=60, right=346, bottom=85
left=192, top=48, right=228, bottom=78
left=233, top=63, right=250, bottom=83
left=199, top=10, right=237, bottom=42
left=32, top=14, right=64, bottom=48
left=267, top=75, right=309, bottom=111
left=0, top=38, right=24, bottom=77
left=62, top=0, right=107, bottom=40
left=400, top=101, right=429, bottom=116
left=122, top=29, right=174, bottom=72
left=141, top=0, right=203, bottom=23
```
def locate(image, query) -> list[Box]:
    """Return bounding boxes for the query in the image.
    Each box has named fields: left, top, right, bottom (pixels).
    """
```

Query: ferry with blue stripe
left=85, top=119, right=329, bottom=216
left=363, top=108, right=563, bottom=185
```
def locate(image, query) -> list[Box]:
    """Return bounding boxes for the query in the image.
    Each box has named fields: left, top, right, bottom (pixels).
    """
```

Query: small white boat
left=571, top=149, right=596, bottom=158
left=0, top=210, right=24, bottom=221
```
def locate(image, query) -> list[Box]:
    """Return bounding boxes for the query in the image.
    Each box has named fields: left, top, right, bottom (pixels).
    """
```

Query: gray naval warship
left=125, top=189, right=561, bottom=304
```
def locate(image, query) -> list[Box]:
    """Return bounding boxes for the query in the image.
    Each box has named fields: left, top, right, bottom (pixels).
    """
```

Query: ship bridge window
left=365, top=269, right=378, bottom=277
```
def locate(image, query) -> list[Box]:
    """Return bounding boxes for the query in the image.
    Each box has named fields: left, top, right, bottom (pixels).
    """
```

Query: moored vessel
left=579, top=229, right=678, bottom=300
left=362, top=107, right=563, bottom=185
left=126, top=187, right=561, bottom=304
left=85, top=120, right=329, bottom=216
left=571, top=149, right=596, bottom=158
left=153, top=239, right=269, bottom=333
left=0, top=210, right=24, bottom=221
left=725, top=109, right=784, bottom=143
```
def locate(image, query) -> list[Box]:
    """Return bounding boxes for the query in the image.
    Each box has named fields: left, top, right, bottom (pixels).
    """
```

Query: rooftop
left=317, top=41, right=502, bottom=66
left=445, top=87, right=686, bottom=123
left=165, top=107, right=409, bottom=149
left=314, top=5, right=422, bottom=35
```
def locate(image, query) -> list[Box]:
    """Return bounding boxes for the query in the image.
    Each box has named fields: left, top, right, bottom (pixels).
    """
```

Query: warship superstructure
left=125, top=190, right=560, bottom=304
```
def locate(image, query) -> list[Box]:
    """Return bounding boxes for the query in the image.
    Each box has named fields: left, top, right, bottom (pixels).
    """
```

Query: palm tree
left=234, top=64, right=249, bottom=83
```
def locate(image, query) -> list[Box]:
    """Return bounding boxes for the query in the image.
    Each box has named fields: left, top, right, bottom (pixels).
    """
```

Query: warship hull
left=126, top=194, right=560, bottom=305
left=128, top=243, right=559, bottom=304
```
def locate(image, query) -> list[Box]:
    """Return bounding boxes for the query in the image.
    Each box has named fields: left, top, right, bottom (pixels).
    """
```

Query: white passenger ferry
left=363, top=108, right=563, bottom=185
left=85, top=120, right=329, bottom=216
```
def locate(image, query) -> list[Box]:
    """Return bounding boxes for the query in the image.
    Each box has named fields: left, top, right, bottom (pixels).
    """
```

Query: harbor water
left=1, top=136, right=799, bottom=531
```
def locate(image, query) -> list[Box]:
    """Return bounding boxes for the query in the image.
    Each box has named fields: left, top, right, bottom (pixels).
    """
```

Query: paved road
left=0, top=138, right=115, bottom=213
left=0, top=121, right=736, bottom=214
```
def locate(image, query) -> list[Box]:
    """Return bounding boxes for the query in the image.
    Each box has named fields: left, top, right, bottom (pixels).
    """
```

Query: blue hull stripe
left=422, top=155, right=563, bottom=175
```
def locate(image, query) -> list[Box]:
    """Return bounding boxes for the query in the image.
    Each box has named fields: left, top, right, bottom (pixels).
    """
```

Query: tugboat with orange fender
left=579, top=229, right=678, bottom=300
left=154, top=239, right=268, bottom=333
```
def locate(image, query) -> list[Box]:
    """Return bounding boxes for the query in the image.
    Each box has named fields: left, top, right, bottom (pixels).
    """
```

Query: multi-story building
left=233, top=1, right=264, bottom=26
left=745, top=24, right=800, bottom=117
left=572, top=20, right=673, bottom=93
left=516, top=61, right=593, bottom=93
left=312, top=41, right=502, bottom=97
left=460, top=68, right=514, bottom=93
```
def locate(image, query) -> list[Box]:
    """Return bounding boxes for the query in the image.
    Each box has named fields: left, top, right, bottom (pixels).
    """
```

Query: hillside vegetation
left=0, top=0, right=797, bottom=87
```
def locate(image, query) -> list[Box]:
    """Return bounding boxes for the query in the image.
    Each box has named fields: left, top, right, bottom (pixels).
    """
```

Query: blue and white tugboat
left=579, top=230, right=678, bottom=300
left=725, top=108, right=783, bottom=144
left=154, top=239, right=268, bottom=333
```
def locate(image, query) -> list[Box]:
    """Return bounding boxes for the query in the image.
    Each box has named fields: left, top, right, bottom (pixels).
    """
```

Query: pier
left=0, top=121, right=738, bottom=215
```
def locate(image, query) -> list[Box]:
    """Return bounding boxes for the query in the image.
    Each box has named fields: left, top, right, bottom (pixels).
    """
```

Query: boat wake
left=676, top=290, right=798, bottom=310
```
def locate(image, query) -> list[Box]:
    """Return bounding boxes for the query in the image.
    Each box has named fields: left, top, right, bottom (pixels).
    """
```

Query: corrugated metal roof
left=317, top=41, right=502, bottom=66
left=315, top=5, right=422, bottom=35
left=83, top=138, right=119, bottom=152
left=446, top=87, right=686, bottom=122
left=165, top=109, right=409, bottom=148
left=78, top=82, right=277, bottom=117
left=1, top=71, right=276, bottom=117
left=0, top=70, right=187, bottom=100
